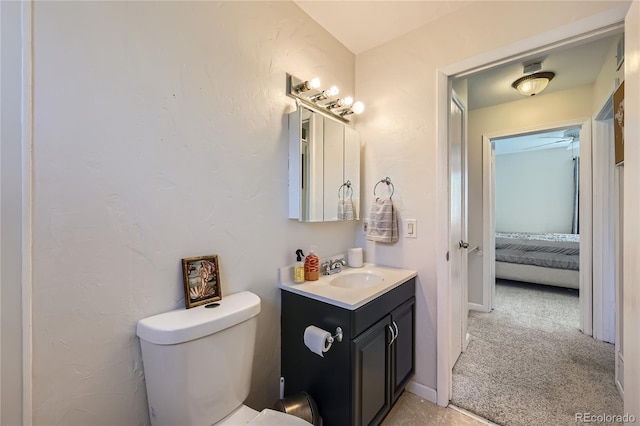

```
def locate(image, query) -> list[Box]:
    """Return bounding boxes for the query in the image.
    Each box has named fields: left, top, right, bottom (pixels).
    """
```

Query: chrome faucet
left=323, top=258, right=346, bottom=275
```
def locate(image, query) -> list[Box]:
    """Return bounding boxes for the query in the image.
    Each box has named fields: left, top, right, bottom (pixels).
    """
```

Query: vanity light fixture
left=310, top=85, right=339, bottom=102
left=286, top=73, right=364, bottom=122
left=340, top=101, right=365, bottom=116
left=294, top=77, right=321, bottom=93
left=511, top=62, right=555, bottom=97
left=324, top=96, right=353, bottom=110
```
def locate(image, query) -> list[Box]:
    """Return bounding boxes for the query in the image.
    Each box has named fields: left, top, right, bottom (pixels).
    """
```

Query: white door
left=449, top=92, right=468, bottom=365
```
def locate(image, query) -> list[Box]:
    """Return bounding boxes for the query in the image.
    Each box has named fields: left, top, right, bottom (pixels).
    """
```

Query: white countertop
left=278, top=263, right=417, bottom=310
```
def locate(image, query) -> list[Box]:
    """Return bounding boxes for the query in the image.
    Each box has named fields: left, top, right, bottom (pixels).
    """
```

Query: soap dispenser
left=294, top=249, right=305, bottom=284
left=304, top=246, right=319, bottom=281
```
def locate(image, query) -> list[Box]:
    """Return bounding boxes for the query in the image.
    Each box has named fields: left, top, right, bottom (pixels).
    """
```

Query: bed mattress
left=495, top=232, right=580, bottom=271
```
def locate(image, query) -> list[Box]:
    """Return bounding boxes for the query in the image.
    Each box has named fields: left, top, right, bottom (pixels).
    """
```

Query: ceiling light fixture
left=286, top=73, right=364, bottom=122
left=512, top=71, right=555, bottom=96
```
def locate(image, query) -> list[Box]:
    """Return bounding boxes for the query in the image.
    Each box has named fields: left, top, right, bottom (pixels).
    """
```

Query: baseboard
left=615, top=352, right=624, bottom=397
left=468, top=302, right=489, bottom=312
left=449, top=405, right=499, bottom=425
left=405, top=380, right=437, bottom=404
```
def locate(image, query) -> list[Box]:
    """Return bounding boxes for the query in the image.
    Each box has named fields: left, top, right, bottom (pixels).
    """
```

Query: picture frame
left=614, top=81, right=624, bottom=165
left=182, top=255, right=222, bottom=309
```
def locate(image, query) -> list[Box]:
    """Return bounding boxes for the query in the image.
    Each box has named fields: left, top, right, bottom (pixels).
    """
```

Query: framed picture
left=182, top=255, right=222, bottom=308
left=614, top=81, right=624, bottom=165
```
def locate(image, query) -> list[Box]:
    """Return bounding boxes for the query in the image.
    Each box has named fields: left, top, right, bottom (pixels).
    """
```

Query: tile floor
left=381, top=392, right=495, bottom=426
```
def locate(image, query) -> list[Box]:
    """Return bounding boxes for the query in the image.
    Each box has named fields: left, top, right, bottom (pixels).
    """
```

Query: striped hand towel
left=366, top=197, right=398, bottom=243
left=338, top=198, right=355, bottom=220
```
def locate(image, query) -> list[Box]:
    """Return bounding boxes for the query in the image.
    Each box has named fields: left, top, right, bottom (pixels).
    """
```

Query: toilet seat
left=216, top=405, right=311, bottom=425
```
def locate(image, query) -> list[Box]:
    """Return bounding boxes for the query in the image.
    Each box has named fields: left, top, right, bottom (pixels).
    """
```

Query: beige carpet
left=451, top=280, right=623, bottom=426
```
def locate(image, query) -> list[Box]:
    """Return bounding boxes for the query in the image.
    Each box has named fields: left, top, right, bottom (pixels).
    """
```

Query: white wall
left=355, top=1, right=628, bottom=392
left=30, top=2, right=359, bottom=424
left=593, top=34, right=626, bottom=113
left=495, top=147, right=576, bottom=233
left=1, top=1, right=24, bottom=424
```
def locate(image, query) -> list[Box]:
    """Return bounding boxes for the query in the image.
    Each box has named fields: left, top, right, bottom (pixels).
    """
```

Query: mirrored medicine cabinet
left=288, top=104, right=360, bottom=222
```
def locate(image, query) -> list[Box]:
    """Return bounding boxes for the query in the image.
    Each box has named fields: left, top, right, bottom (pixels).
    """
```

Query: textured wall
left=31, top=2, right=358, bottom=424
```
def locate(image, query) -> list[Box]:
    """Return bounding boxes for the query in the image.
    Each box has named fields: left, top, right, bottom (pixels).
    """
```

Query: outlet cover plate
left=404, top=219, right=417, bottom=238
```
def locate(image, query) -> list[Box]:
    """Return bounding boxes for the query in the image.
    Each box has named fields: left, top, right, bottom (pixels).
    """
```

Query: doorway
left=436, top=19, right=627, bottom=407
left=482, top=122, right=591, bottom=330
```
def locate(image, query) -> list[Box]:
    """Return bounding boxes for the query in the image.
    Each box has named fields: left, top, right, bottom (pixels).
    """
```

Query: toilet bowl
left=136, top=291, right=310, bottom=425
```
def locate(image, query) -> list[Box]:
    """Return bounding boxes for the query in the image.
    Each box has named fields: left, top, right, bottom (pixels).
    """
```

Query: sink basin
left=330, top=271, right=385, bottom=288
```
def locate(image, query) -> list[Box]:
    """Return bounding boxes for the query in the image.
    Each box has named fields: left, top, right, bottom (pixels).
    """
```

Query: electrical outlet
left=363, top=219, right=369, bottom=232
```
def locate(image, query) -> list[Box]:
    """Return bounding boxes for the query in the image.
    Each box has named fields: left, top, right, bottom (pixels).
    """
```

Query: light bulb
left=351, top=101, right=365, bottom=114
left=296, top=77, right=321, bottom=93
left=309, top=77, right=321, bottom=90
left=327, top=86, right=339, bottom=97
left=323, top=96, right=355, bottom=110
left=310, top=85, right=340, bottom=102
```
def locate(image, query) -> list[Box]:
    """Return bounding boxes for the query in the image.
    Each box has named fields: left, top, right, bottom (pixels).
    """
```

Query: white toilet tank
left=137, top=291, right=261, bottom=426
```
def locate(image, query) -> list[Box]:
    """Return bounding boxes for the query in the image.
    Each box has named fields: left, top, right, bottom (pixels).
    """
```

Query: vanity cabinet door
left=391, top=297, right=416, bottom=403
left=352, top=315, right=392, bottom=426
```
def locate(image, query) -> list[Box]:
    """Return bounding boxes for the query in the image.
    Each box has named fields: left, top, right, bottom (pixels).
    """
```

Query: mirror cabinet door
left=344, top=126, right=360, bottom=220
left=302, top=107, right=325, bottom=222
left=289, top=106, right=360, bottom=222
left=323, top=118, right=345, bottom=221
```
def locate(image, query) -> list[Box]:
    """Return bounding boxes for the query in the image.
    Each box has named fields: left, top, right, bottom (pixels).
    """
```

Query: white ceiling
left=293, top=1, right=471, bottom=55
left=295, top=1, right=623, bottom=110
left=464, top=35, right=618, bottom=109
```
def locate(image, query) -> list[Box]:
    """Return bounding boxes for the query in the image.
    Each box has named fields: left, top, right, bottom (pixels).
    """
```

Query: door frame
left=481, top=119, right=594, bottom=336
left=593, top=98, right=618, bottom=344
left=435, top=13, right=627, bottom=407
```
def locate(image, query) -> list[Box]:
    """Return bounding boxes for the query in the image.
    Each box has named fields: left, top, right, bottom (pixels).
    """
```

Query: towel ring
left=373, top=177, right=394, bottom=198
left=338, top=181, right=353, bottom=199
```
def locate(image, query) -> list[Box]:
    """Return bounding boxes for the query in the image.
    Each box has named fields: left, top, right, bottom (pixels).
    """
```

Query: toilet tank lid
left=136, top=291, right=261, bottom=345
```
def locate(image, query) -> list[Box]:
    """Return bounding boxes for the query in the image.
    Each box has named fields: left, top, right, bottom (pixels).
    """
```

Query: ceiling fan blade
left=538, top=136, right=572, bottom=141
left=523, top=140, right=566, bottom=150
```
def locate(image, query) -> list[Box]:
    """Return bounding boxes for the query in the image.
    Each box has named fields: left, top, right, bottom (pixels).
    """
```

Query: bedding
left=495, top=232, right=580, bottom=289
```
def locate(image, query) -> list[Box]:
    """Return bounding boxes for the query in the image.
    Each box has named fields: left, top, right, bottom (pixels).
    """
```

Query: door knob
left=459, top=240, right=470, bottom=249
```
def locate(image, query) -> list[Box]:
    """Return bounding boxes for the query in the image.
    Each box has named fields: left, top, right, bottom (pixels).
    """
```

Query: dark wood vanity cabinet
left=280, top=278, right=415, bottom=426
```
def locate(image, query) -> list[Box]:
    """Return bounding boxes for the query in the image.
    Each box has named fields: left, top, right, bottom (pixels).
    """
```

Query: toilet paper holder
left=328, top=327, right=343, bottom=344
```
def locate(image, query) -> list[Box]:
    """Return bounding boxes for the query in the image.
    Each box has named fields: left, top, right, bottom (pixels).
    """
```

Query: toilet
left=136, top=291, right=310, bottom=426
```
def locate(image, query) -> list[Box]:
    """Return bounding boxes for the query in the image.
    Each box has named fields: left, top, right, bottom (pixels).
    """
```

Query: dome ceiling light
left=511, top=62, right=555, bottom=97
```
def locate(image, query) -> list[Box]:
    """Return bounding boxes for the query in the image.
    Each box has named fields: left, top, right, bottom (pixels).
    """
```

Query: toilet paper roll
left=348, top=248, right=363, bottom=268
left=303, top=326, right=333, bottom=357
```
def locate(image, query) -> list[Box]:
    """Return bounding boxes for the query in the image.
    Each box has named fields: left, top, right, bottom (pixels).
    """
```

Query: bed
left=495, top=232, right=580, bottom=289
